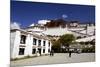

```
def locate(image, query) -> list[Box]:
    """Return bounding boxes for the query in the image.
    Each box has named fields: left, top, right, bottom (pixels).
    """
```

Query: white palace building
left=10, top=20, right=95, bottom=59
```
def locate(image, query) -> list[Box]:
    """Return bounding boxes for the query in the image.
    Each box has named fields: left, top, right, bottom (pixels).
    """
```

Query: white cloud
left=30, top=23, right=34, bottom=27
left=62, top=14, right=68, bottom=18
left=38, top=20, right=50, bottom=24
left=10, top=22, right=20, bottom=29
left=29, top=20, right=50, bottom=27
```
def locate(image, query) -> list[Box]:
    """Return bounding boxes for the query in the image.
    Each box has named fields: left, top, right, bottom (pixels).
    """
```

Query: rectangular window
left=43, top=49, right=45, bottom=53
left=38, top=48, right=41, bottom=55
left=20, top=35, right=26, bottom=44
left=43, top=41, right=45, bottom=46
left=33, top=38, right=37, bottom=45
left=38, top=40, right=41, bottom=46
left=32, top=49, right=36, bottom=54
left=19, top=48, right=25, bottom=55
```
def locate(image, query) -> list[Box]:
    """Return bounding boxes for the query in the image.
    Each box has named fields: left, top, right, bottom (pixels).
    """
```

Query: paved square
left=11, top=53, right=95, bottom=67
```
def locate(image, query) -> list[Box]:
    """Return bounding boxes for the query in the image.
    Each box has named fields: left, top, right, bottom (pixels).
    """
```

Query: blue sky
left=11, top=1, right=95, bottom=28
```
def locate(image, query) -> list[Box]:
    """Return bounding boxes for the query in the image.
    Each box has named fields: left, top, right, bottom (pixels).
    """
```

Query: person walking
left=50, top=50, right=54, bottom=56
left=69, top=50, right=72, bottom=57
left=51, top=50, right=54, bottom=56
left=50, top=50, right=52, bottom=56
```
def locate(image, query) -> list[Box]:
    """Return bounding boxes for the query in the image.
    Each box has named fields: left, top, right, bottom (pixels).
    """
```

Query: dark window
left=38, top=40, right=41, bottom=46
left=43, top=41, right=45, bottom=46
left=33, top=38, right=37, bottom=45
left=20, top=35, right=26, bottom=44
left=43, top=49, right=45, bottom=53
left=38, top=48, right=41, bottom=55
left=32, top=49, right=36, bottom=54
left=19, top=48, right=25, bottom=55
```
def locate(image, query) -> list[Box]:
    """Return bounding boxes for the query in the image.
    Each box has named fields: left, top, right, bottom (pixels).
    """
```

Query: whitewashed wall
left=10, top=32, right=16, bottom=58
left=11, top=30, right=21, bottom=59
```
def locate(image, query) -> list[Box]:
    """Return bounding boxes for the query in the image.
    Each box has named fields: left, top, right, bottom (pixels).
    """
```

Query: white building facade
left=10, top=29, right=52, bottom=59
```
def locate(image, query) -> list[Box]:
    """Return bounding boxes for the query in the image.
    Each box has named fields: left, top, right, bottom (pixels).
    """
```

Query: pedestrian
left=50, top=50, right=54, bottom=56
left=50, top=50, right=52, bottom=56
left=69, top=50, right=72, bottom=57
left=36, top=51, right=40, bottom=57
left=51, top=50, right=54, bottom=56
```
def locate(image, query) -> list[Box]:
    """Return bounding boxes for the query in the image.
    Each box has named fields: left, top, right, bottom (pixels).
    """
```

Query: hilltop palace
left=10, top=19, right=95, bottom=59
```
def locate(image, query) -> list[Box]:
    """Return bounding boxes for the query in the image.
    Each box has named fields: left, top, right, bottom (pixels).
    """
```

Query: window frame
left=33, top=38, right=37, bottom=45
left=32, top=48, right=36, bottom=54
left=20, top=35, right=26, bottom=44
left=43, top=41, right=46, bottom=46
left=19, top=48, right=25, bottom=55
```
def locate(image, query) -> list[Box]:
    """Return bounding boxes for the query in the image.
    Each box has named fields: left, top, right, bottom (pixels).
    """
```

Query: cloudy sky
left=11, top=1, right=95, bottom=28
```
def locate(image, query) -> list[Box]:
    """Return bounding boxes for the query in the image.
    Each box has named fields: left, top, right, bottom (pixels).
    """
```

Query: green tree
left=59, top=34, right=75, bottom=49
left=51, top=39, right=61, bottom=52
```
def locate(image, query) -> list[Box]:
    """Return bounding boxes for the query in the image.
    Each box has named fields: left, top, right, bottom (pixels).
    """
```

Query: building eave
left=10, top=29, right=49, bottom=40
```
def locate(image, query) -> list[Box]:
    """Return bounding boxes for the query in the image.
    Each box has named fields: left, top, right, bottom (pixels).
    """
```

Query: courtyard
left=11, top=53, right=95, bottom=67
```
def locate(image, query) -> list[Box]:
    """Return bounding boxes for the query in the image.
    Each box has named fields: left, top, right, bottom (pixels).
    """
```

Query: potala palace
left=10, top=19, right=95, bottom=59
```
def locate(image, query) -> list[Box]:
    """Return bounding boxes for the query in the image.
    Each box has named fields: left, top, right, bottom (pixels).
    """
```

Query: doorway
left=38, top=48, right=41, bottom=55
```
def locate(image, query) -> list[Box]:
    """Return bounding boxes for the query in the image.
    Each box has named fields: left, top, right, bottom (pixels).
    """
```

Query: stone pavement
left=11, top=53, right=95, bottom=67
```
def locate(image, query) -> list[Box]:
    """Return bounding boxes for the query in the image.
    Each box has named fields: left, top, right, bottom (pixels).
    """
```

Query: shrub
left=82, top=46, right=95, bottom=53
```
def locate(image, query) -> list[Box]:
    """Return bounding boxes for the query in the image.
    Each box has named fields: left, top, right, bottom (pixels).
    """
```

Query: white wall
left=25, top=34, right=33, bottom=56
left=10, top=32, right=16, bottom=58
left=43, top=27, right=72, bottom=36
left=45, top=40, right=49, bottom=54
left=11, top=30, right=21, bottom=59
